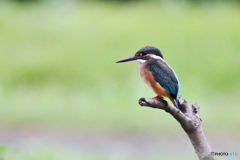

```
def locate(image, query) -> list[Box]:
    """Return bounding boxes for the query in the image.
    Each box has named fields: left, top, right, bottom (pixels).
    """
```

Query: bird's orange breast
left=138, top=63, right=171, bottom=98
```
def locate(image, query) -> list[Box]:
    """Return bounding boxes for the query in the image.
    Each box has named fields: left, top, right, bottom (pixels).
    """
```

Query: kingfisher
left=116, top=46, right=180, bottom=108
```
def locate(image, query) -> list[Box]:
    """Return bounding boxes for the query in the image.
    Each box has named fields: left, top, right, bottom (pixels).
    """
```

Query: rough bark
left=138, top=96, right=215, bottom=160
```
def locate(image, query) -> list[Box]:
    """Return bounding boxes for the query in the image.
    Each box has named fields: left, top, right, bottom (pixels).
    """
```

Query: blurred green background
left=0, top=0, right=239, bottom=159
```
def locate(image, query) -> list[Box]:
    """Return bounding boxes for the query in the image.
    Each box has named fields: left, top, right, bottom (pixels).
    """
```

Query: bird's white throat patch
left=136, top=59, right=146, bottom=63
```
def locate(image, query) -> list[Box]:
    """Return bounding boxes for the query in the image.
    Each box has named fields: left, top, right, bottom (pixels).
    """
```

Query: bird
left=116, top=46, right=180, bottom=108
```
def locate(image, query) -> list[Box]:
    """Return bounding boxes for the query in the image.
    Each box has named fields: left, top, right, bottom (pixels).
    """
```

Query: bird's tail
left=175, top=98, right=179, bottom=109
left=170, top=97, right=178, bottom=109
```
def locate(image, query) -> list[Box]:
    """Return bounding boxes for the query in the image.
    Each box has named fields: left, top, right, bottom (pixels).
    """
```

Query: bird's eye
left=136, top=52, right=145, bottom=56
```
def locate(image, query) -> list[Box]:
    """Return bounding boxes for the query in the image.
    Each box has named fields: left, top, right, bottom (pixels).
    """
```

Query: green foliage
left=0, top=145, right=17, bottom=160
left=6, top=0, right=45, bottom=3
left=5, top=0, right=240, bottom=4
left=0, top=0, right=239, bottom=130
left=0, top=1, right=239, bottom=159
left=0, top=146, right=8, bottom=152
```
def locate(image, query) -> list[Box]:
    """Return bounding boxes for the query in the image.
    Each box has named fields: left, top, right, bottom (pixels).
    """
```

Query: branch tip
left=192, top=103, right=200, bottom=114
left=138, top=98, right=147, bottom=106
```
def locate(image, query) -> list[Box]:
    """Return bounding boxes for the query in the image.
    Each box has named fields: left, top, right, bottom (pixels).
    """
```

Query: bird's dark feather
left=145, top=59, right=179, bottom=99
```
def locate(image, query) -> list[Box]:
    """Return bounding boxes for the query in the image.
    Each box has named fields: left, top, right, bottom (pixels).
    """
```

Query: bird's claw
left=152, top=96, right=163, bottom=101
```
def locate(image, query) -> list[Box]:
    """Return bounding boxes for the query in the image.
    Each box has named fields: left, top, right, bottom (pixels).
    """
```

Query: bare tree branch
left=139, top=96, right=215, bottom=160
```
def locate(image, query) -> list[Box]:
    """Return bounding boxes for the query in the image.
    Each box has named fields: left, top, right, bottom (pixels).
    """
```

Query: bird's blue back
left=146, top=59, right=180, bottom=108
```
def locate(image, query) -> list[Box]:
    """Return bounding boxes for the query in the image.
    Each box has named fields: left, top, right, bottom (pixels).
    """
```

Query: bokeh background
left=0, top=0, right=239, bottom=159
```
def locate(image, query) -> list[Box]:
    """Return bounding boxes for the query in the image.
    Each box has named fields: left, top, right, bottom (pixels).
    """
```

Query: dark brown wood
left=139, top=96, right=215, bottom=160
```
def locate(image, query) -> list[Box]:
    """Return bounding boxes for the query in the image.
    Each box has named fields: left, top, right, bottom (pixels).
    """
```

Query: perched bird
left=116, top=46, right=180, bottom=108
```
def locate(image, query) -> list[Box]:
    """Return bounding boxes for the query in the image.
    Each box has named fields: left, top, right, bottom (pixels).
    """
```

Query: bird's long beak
left=116, top=55, right=140, bottom=63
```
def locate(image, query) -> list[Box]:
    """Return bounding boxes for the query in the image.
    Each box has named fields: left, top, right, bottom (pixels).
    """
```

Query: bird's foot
left=152, top=96, right=163, bottom=101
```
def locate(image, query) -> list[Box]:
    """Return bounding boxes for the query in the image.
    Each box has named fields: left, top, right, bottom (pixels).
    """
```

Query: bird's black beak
left=116, top=55, right=140, bottom=63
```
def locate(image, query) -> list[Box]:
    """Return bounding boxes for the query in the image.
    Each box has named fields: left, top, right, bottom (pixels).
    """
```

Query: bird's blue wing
left=147, top=59, right=179, bottom=99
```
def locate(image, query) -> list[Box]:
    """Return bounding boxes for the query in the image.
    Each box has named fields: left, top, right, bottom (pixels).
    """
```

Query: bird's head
left=116, top=46, right=163, bottom=63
